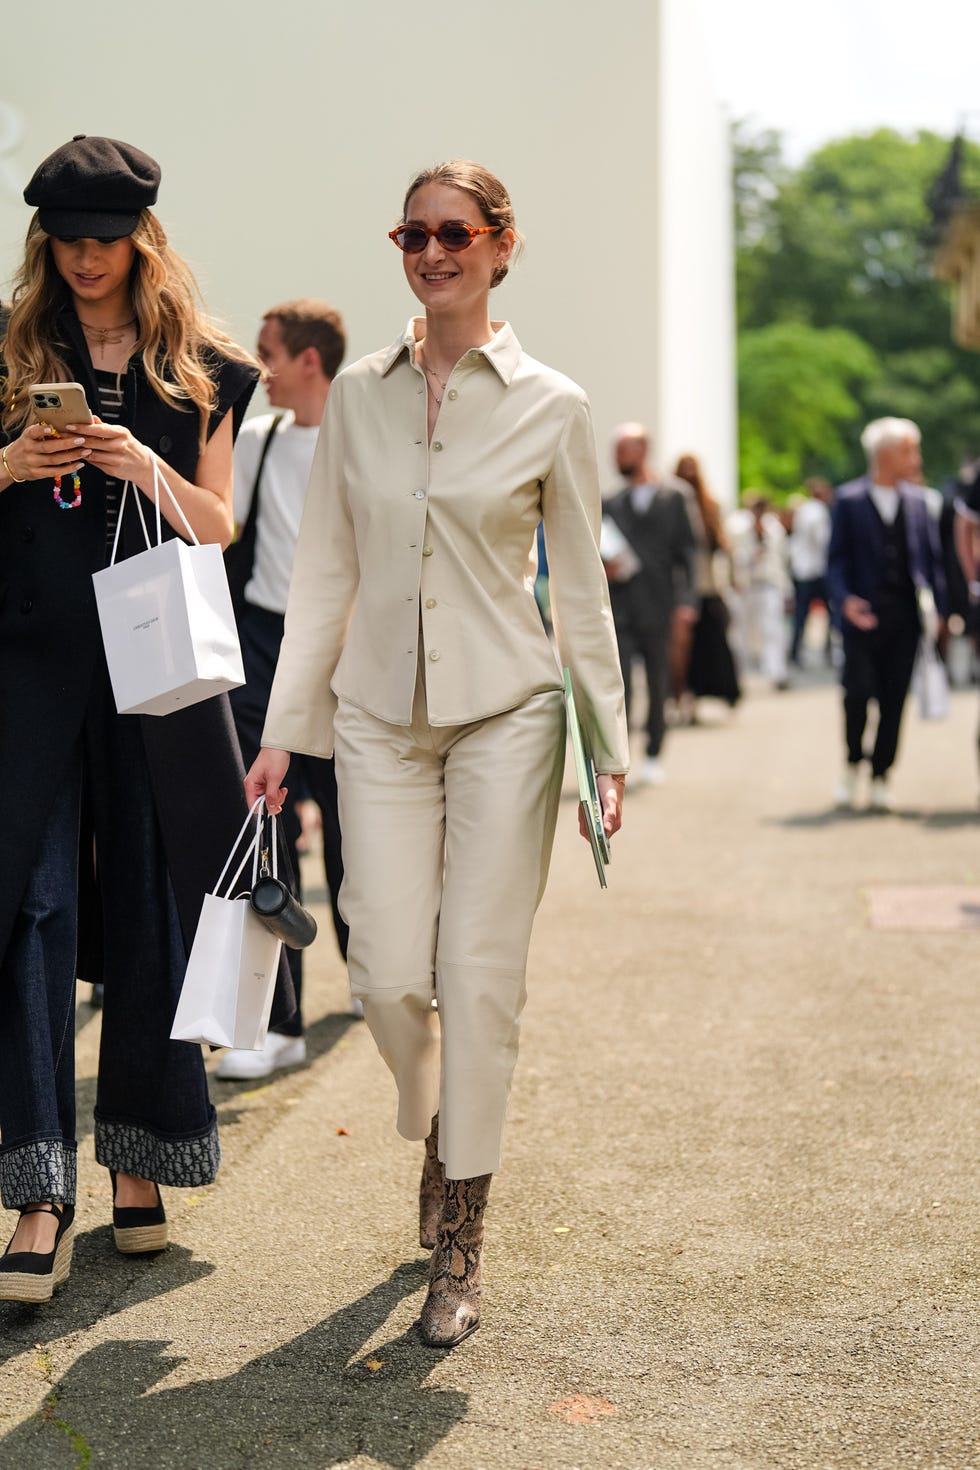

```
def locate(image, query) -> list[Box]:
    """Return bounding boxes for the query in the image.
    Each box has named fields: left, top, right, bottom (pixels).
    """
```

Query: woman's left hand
left=579, top=772, right=625, bottom=842
left=67, top=420, right=154, bottom=485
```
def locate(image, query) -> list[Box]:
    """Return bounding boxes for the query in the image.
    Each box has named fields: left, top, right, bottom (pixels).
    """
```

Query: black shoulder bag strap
left=225, top=413, right=285, bottom=617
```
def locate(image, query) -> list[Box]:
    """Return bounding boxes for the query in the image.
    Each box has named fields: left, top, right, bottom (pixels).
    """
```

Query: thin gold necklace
left=80, top=318, right=137, bottom=364
left=80, top=317, right=137, bottom=342
left=423, top=361, right=449, bottom=389
left=422, top=362, right=448, bottom=405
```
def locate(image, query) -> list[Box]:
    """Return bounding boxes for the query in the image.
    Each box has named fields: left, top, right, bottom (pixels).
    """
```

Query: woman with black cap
left=0, top=135, right=266, bottom=1301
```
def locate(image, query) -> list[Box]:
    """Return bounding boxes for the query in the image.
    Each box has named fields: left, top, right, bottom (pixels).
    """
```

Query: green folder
left=563, top=668, right=610, bottom=889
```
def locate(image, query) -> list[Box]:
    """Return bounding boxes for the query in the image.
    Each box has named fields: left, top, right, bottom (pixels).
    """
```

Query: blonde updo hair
left=400, top=160, right=523, bottom=288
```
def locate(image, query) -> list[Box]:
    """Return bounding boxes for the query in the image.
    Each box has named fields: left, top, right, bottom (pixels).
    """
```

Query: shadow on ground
left=771, top=805, right=980, bottom=830
left=0, top=1237, right=214, bottom=1375
left=0, top=1261, right=466, bottom=1470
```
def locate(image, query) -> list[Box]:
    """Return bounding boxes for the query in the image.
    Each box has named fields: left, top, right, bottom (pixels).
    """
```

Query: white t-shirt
left=630, top=482, right=657, bottom=515
left=788, top=497, right=831, bottom=580
left=232, top=411, right=321, bottom=615
left=870, top=482, right=900, bottom=526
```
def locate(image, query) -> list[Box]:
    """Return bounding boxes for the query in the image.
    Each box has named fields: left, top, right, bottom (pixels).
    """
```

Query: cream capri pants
left=333, top=668, right=566, bottom=1180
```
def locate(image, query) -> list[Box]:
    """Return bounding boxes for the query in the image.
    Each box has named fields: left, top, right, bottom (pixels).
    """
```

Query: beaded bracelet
left=47, top=428, right=82, bottom=510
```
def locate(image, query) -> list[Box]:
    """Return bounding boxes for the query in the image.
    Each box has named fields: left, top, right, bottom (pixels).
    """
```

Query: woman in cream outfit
left=247, top=161, right=628, bottom=1346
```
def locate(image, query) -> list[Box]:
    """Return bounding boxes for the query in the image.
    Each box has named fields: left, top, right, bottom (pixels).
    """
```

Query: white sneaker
left=869, top=777, right=894, bottom=812
left=834, top=766, right=859, bottom=808
left=215, top=1032, right=307, bottom=1080
left=349, top=996, right=365, bottom=1019
left=636, top=757, right=666, bottom=787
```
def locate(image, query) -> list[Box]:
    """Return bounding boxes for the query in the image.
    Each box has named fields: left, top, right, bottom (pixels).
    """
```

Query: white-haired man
left=827, top=418, right=947, bottom=810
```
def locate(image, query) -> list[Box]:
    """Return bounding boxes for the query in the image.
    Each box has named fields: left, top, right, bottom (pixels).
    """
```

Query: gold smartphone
left=29, top=382, right=94, bottom=434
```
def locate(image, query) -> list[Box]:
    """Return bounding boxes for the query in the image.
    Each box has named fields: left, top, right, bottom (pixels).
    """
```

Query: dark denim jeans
left=0, top=667, right=218, bottom=1209
left=790, top=575, right=831, bottom=664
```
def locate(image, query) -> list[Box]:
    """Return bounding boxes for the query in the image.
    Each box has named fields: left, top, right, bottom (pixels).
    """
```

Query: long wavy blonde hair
left=2, top=210, right=257, bottom=434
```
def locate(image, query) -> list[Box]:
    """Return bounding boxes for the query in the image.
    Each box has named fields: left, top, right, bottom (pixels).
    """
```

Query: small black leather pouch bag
left=250, top=811, right=318, bottom=950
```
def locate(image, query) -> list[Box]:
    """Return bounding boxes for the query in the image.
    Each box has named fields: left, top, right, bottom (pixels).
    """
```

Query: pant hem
left=443, top=1159, right=501, bottom=1182
left=94, top=1112, right=220, bottom=1187
left=271, top=1024, right=304, bottom=1038
left=1, top=1139, right=78, bottom=1210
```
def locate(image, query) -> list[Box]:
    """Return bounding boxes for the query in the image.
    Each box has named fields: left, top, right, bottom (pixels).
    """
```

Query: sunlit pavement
left=2, top=654, right=978, bottom=1470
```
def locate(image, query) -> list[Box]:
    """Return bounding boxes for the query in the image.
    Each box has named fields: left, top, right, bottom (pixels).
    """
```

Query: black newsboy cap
left=23, top=134, right=160, bottom=238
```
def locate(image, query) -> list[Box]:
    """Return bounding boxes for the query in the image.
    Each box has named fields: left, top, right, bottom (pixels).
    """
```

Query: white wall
left=657, top=0, right=738, bottom=503
left=0, top=0, right=734, bottom=498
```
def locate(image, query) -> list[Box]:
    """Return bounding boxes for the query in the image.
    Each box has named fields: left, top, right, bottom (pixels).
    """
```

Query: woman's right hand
left=245, top=747, right=290, bottom=815
left=1, top=422, right=91, bottom=485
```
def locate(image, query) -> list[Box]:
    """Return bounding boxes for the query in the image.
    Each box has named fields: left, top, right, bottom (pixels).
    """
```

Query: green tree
left=735, top=127, right=980, bottom=484
left=738, top=322, right=878, bottom=492
left=732, top=121, right=789, bottom=334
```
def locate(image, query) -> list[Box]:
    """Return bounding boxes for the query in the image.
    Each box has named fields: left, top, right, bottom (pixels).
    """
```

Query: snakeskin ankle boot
left=419, top=1115, right=444, bottom=1251
left=419, top=1172, right=492, bottom=1348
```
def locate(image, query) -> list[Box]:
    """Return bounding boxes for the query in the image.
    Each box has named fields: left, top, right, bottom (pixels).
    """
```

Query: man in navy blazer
left=827, top=417, right=946, bottom=810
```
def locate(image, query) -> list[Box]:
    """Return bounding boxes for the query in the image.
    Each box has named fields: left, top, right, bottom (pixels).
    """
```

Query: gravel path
left=2, top=670, right=978, bottom=1470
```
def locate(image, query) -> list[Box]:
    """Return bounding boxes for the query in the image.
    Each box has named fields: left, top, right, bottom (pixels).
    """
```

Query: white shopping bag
left=92, top=462, right=244, bottom=716
left=912, top=638, right=949, bottom=721
left=171, top=801, right=283, bottom=1049
left=599, top=516, right=642, bottom=582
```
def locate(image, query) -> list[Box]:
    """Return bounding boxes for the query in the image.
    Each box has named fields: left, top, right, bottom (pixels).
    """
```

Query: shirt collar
left=864, top=476, right=910, bottom=496
left=381, top=318, right=522, bottom=385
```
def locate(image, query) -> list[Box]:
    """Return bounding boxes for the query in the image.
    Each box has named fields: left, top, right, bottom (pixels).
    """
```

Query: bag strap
left=238, top=413, right=284, bottom=547
left=257, top=810, right=282, bottom=881
left=108, top=458, right=200, bottom=567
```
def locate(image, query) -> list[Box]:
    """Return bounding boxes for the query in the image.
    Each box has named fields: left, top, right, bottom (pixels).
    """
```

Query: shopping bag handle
left=214, top=797, right=267, bottom=900
left=108, top=457, right=200, bottom=567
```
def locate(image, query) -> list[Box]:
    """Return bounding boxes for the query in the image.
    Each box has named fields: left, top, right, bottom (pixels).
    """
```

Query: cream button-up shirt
left=262, top=319, right=629, bottom=774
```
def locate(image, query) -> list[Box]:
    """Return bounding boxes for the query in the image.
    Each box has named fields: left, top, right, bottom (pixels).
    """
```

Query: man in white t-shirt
left=218, top=300, right=349, bottom=1080
left=788, top=477, right=833, bottom=666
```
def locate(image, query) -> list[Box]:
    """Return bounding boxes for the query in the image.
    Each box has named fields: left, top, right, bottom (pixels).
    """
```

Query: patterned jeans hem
left=1, top=1139, right=78, bottom=1210
left=94, top=1112, right=220, bottom=1187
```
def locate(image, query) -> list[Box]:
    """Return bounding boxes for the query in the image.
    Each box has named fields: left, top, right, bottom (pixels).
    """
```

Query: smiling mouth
left=422, top=271, right=458, bottom=282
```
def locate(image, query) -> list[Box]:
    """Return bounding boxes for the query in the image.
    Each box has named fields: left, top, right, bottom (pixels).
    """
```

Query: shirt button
left=425, top=598, right=437, bottom=609
left=432, top=441, right=443, bottom=452
left=20, top=597, right=33, bottom=614
left=429, top=650, right=441, bottom=661
left=422, top=545, right=433, bottom=557
left=447, top=389, right=458, bottom=401
left=21, top=525, right=35, bottom=543
left=413, top=489, right=426, bottom=500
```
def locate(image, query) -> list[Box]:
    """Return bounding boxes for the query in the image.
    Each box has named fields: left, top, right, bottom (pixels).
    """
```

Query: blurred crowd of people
left=566, top=417, right=980, bottom=807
